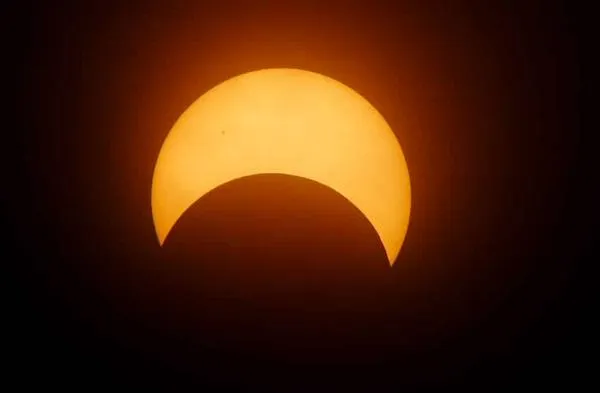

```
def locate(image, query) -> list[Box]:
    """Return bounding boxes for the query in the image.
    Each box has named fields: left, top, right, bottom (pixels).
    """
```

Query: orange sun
left=152, top=68, right=411, bottom=265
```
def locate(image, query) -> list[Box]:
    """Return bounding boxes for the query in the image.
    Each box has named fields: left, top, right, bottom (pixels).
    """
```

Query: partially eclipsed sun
left=151, top=68, right=411, bottom=265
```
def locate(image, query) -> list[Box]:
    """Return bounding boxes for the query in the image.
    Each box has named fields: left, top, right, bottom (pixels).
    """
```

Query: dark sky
left=11, top=1, right=588, bottom=390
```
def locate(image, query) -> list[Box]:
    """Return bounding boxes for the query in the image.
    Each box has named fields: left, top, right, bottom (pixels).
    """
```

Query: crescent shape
left=151, top=68, right=411, bottom=265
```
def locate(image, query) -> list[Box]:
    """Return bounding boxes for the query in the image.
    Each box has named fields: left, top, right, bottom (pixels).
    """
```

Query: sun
left=152, top=68, right=411, bottom=265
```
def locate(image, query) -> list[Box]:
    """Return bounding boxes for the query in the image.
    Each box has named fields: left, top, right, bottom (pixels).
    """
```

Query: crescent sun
left=151, top=68, right=411, bottom=265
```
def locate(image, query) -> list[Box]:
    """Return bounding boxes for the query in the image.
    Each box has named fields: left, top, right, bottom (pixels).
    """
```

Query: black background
left=11, top=1, right=589, bottom=390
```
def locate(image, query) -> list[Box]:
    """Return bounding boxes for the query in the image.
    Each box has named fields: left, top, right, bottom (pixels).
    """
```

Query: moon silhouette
left=151, top=68, right=411, bottom=264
